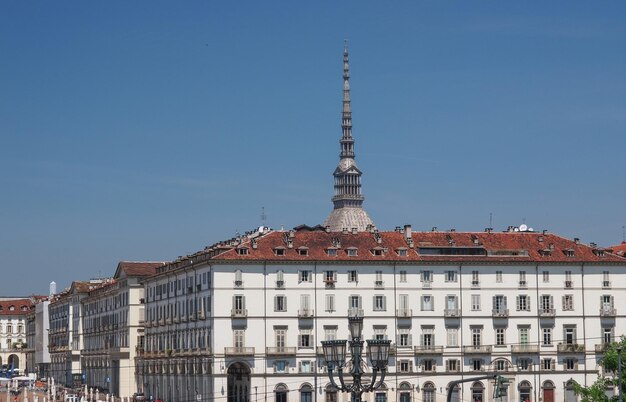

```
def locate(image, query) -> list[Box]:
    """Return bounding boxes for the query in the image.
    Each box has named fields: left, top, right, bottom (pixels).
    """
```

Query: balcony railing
left=600, top=307, right=616, bottom=317
left=492, top=309, right=509, bottom=318
left=414, top=345, right=444, bottom=355
left=231, top=309, right=248, bottom=318
left=511, top=344, right=539, bottom=353
left=298, top=309, right=314, bottom=318
left=224, top=347, right=255, bottom=356
left=396, top=308, right=412, bottom=318
left=557, top=343, right=585, bottom=353
left=595, top=343, right=611, bottom=353
left=538, top=308, right=556, bottom=317
left=463, top=345, right=493, bottom=354
left=266, top=347, right=297, bottom=356
left=348, top=308, right=364, bottom=317
left=444, top=308, right=460, bottom=317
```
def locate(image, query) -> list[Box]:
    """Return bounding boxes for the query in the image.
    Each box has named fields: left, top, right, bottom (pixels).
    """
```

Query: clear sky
left=1, top=1, right=625, bottom=296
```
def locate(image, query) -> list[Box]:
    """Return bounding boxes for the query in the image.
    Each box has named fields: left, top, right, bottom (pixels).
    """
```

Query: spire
left=323, top=42, right=375, bottom=232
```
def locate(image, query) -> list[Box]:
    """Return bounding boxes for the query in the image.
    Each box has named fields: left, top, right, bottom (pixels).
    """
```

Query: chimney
left=574, top=238, right=580, bottom=244
left=342, top=227, right=348, bottom=235
left=404, top=224, right=412, bottom=239
left=542, top=230, right=548, bottom=235
left=431, top=227, right=438, bottom=232
left=287, top=239, right=293, bottom=249
left=590, top=242, right=597, bottom=248
left=325, top=226, right=331, bottom=233
left=351, top=227, right=358, bottom=235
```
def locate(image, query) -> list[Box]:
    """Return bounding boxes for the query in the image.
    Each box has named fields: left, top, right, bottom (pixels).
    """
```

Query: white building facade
left=0, top=298, right=33, bottom=373
left=137, top=226, right=626, bottom=402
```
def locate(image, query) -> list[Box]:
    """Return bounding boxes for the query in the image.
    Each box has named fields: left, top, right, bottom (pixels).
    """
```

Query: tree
left=573, top=337, right=626, bottom=402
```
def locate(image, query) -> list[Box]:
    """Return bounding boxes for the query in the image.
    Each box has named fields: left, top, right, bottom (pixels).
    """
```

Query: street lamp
left=321, top=316, right=391, bottom=402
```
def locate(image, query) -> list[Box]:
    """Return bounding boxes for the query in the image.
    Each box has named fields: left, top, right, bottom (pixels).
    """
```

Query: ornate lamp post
left=321, top=317, right=391, bottom=402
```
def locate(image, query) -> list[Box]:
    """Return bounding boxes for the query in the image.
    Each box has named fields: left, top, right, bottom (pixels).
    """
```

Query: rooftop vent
left=431, top=227, right=438, bottom=232
left=342, top=227, right=349, bottom=235
left=574, top=238, right=579, bottom=244
left=351, top=227, right=358, bottom=235
left=404, top=224, right=412, bottom=239
left=325, top=225, right=331, bottom=233
left=590, top=242, right=597, bottom=248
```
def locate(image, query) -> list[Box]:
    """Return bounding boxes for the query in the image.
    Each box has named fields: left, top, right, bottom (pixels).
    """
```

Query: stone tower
left=323, top=43, right=375, bottom=232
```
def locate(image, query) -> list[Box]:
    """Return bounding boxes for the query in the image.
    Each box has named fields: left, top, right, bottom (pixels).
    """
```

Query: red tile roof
left=607, top=242, right=626, bottom=258
left=156, top=229, right=625, bottom=272
left=116, top=261, right=166, bottom=278
left=0, top=298, right=34, bottom=316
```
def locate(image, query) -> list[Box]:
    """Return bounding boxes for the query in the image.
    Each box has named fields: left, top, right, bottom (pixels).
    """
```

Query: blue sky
left=1, top=1, right=625, bottom=296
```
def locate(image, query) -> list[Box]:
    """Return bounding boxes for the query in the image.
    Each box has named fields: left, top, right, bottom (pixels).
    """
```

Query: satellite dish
left=514, top=227, right=520, bottom=232
left=519, top=224, right=528, bottom=232
left=528, top=227, right=534, bottom=232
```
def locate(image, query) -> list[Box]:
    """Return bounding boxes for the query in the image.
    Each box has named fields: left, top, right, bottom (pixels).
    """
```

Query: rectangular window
left=446, top=359, right=459, bottom=372
left=299, top=270, right=312, bottom=283
left=495, top=328, right=505, bottom=346
left=300, top=360, right=312, bottom=373
left=233, top=329, right=245, bottom=348
left=375, top=271, right=383, bottom=286
left=324, top=326, right=337, bottom=341
left=373, top=326, right=387, bottom=340
left=348, top=270, right=358, bottom=282
left=398, top=329, right=412, bottom=347
left=542, top=328, right=552, bottom=346
left=234, top=270, right=243, bottom=287
left=471, top=271, right=480, bottom=286
left=398, top=359, right=412, bottom=373
left=519, top=327, right=529, bottom=345
left=564, top=326, right=577, bottom=344
left=564, top=358, right=576, bottom=371
left=471, top=359, right=482, bottom=371
left=518, top=358, right=531, bottom=371
left=446, top=328, right=458, bottom=347
left=275, top=360, right=287, bottom=373
left=445, top=271, right=457, bottom=282
left=274, top=295, right=287, bottom=312
left=421, top=327, right=434, bottom=347
left=422, top=359, right=435, bottom=372
left=275, top=328, right=286, bottom=348
left=543, top=271, right=549, bottom=282
left=373, top=295, right=386, bottom=311
left=421, top=270, right=432, bottom=283
left=493, top=295, right=507, bottom=313
left=496, top=271, right=503, bottom=283
left=325, top=294, right=335, bottom=312
left=347, top=248, right=358, bottom=257
left=603, top=327, right=614, bottom=345
left=517, top=295, right=530, bottom=311
left=300, top=294, right=311, bottom=312
left=471, top=294, right=481, bottom=311
left=421, top=295, right=434, bottom=311
left=298, top=329, right=313, bottom=349
left=471, top=327, right=482, bottom=346
left=542, top=358, right=554, bottom=371
left=603, top=271, right=610, bottom=288
left=563, top=295, right=574, bottom=311
left=399, top=270, right=407, bottom=283
left=519, top=271, right=527, bottom=287
left=324, top=271, right=337, bottom=284
left=233, top=295, right=245, bottom=312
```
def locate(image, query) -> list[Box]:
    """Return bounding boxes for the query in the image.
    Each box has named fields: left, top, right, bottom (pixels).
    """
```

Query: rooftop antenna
left=622, top=225, right=625, bottom=242
left=489, top=212, right=493, bottom=228
left=261, top=206, right=267, bottom=226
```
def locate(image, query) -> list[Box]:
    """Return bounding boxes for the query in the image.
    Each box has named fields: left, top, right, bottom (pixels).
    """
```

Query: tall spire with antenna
left=323, top=42, right=375, bottom=232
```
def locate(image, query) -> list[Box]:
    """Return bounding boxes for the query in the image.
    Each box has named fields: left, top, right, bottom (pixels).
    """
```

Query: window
left=446, top=328, right=458, bottom=347
left=275, top=361, right=287, bottom=373
left=565, top=270, right=573, bottom=287
left=471, top=295, right=481, bottom=311
left=495, top=328, right=505, bottom=346
left=298, top=247, right=309, bottom=256
left=325, top=294, right=335, bottom=312
left=300, top=360, right=312, bottom=373
left=274, top=295, right=287, bottom=312
left=324, top=271, right=336, bottom=285
left=518, top=358, right=531, bottom=371
left=564, top=358, right=577, bottom=371
left=495, top=271, right=503, bottom=283
left=471, top=271, right=479, bottom=286
left=543, top=271, right=549, bottom=282
left=603, top=271, right=610, bottom=288
left=299, top=330, right=313, bottom=348
left=375, top=271, right=383, bottom=286
left=276, top=385, right=288, bottom=402
left=326, top=248, right=337, bottom=257
left=375, top=393, right=387, bottom=402
left=446, top=359, right=459, bottom=372
left=276, top=270, right=285, bottom=288
left=348, top=270, right=358, bottom=282
left=274, top=248, right=286, bottom=256
left=397, top=249, right=408, bottom=257
left=421, top=295, right=433, bottom=311
left=398, top=329, right=412, bottom=347
left=541, top=295, right=554, bottom=312
left=445, top=271, right=457, bottom=282
left=421, top=270, right=432, bottom=284
left=233, top=330, right=245, bottom=348
left=421, top=327, right=434, bottom=347
left=563, top=295, right=574, bottom=311
left=471, top=359, right=482, bottom=371
left=471, top=327, right=482, bottom=346
left=603, top=327, right=614, bottom=345
left=347, top=248, right=358, bottom=257
left=493, top=295, right=507, bottom=314
left=237, top=248, right=249, bottom=255
left=373, top=295, right=386, bottom=311
left=275, top=328, right=286, bottom=348
left=299, top=270, right=312, bottom=283
left=542, top=358, right=554, bottom=371
left=422, top=359, right=435, bottom=372
left=324, top=326, right=337, bottom=341
left=398, top=359, right=412, bottom=373
left=564, top=326, right=577, bottom=344
left=517, top=295, right=530, bottom=311
left=233, top=295, right=245, bottom=313
left=423, top=383, right=435, bottom=402
left=542, top=327, right=552, bottom=346
left=373, top=326, right=387, bottom=340
left=399, top=270, right=407, bottom=282
left=494, top=359, right=508, bottom=372
left=234, top=269, right=243, bottom=287
left=519, top=327, right=529, bottom=345
left=349, top=295, right=362, bottom=315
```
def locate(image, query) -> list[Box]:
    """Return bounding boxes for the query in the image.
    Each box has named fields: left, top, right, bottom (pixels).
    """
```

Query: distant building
left=0, top=298, right=33, bottom=373
left=25, top=297, right=51, bottom=379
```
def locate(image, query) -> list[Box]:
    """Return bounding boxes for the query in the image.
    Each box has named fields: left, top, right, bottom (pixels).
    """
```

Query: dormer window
left=563, top=249, right=575, bottom=257
left=237, top=247, right=249, bottom=256
left=297, top=247, right=309, bottom=256
left=326, top=248, right=337, bottom=257
left=594, top=249, right=606, bottom=257
left=396, top=248, right=408, bottom=257
left=346, top=248, right=358, bottom=257
left=371, top=247, right=385, bottom=256
left=9, top=305, right=15, bottom=311
left=274, top=247, right=286, bottom=256
left=539, top=249, right=552, bottom=257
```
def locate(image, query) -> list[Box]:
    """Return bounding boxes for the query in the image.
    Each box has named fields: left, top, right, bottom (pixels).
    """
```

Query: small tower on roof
left=324, top=42, right=375, bottom=232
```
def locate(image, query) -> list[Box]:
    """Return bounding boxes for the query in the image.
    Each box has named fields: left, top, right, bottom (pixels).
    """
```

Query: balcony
left=298, top=309, right=314, bottom=318
left=557, top=343, right=585, bottom=353
left=396, top=308, right=412, bottom=318
left=275, top=280, right=285, bottom=289
left=231, top=309, right=248, bottom=318
left=266, top=347, right=297, bottom=356
left=492, top=309, right=509, bottom=318
left=414, top=345, right=444, bottom=355
left=511, top=344, right=539, bottom=354
left=600, top=307, right=616, bottom=317
left=348, top=308, right=364, bottom=317
left=463, top=345, right=493, bottom=354
left=324, top=280, right=336, bottom=289
left=538, top=308, right=556, bottom=317
left=595, top=343, right=611, bottom=353
left=519, top=281, right=528, bottom=289
left=444, top=308, right=460, bottom=318
left=374, top=280, right=384, bottom=288
left=224, top=347, right=255, bottom=356
left=564, top=280, right=573, bottom=289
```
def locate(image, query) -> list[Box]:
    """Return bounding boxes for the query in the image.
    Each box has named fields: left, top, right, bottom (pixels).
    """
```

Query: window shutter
left=562, top=295, right=566, bottom=309
left=493, top=296, right=497, bottom=310
left=573, top=327, right=577, bottom=342
left=274, top=296, right=278, bottom=311
left=503, top=296, right=508, bottom=309
left=373, top=296, right=377, bottom=310
left=383, top=296, right=387, bottom=311
left=358, top=296, right=362, bottom=309
left=284, top=297, right=287, bottom=311
left=421, top=297, right=425, bottom=311
left=516, top=296, right=520, bottom=311
left=611, top=296, right=615, bottom=307
left=550, top=295, right=554, bottom=308
left=232, top=295, right=236, bottom=309
left=527, top=297, right=530, bottom=311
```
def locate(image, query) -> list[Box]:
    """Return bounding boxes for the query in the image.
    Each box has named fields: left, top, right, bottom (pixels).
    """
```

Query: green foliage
left=573, top=337, right=626, bottom=402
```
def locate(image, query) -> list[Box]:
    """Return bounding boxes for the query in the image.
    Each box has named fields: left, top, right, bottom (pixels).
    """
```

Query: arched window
left=325, top=384, right=338, bottom=402
left=300, top=384, right=313, bottom=402
left=423, top=382, right=436, bottom=402
left=374, top=383, right=388, bottom=402
left=275, top=383, right=289, bottom=402
left=565, top=380, right=577, bottom=402
left=471, top=381, right=485, bottom=402
left=399, top=382, right=412, bottom=402
left=519, top=381, right=532, bottom=402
